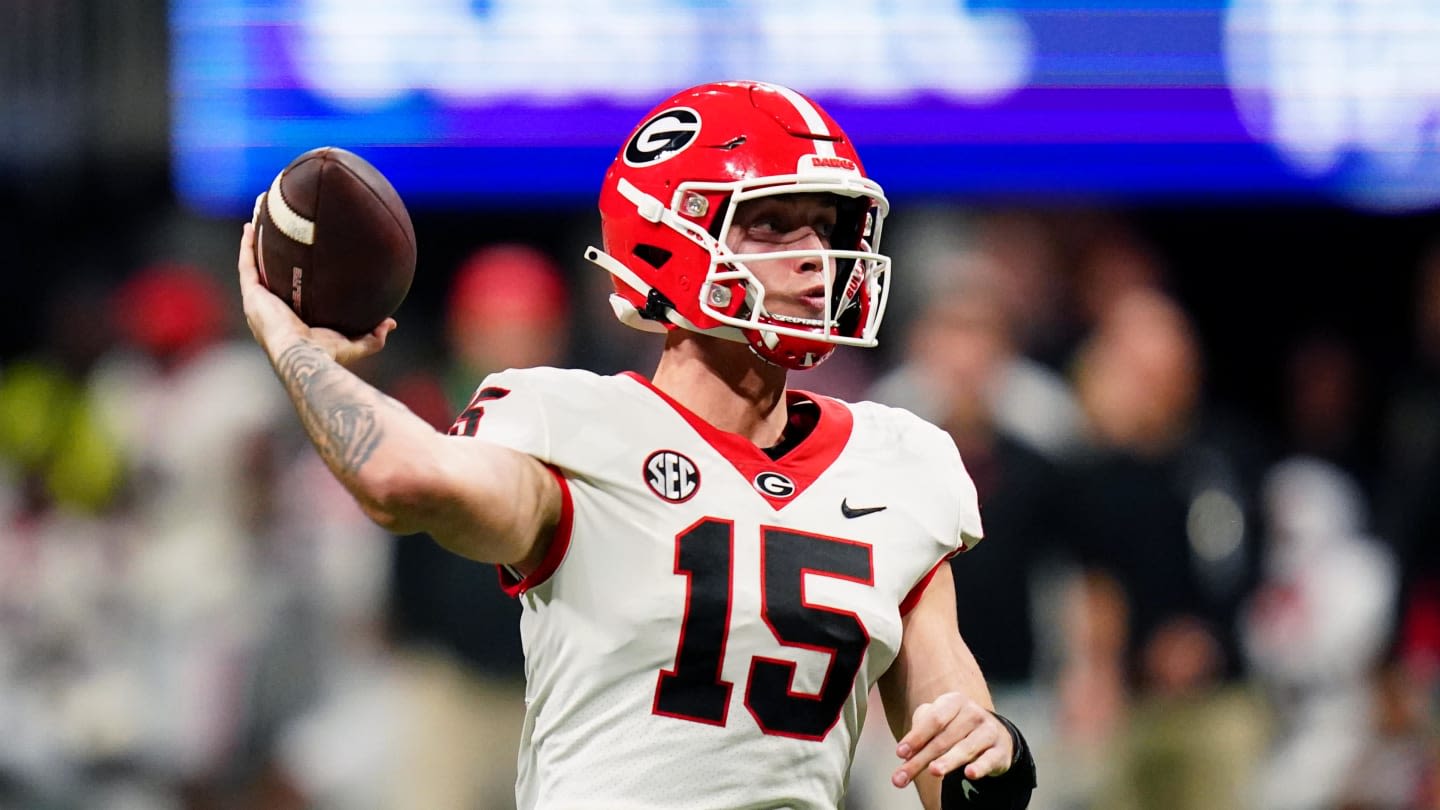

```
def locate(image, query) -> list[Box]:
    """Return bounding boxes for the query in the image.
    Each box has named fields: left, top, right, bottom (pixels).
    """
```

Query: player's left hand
left=891, top=692, right=1015, bottom=788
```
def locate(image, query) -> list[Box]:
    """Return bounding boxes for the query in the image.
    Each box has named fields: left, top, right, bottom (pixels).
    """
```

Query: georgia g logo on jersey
left=644, top=450, right=700, bottom=503
left=624, top=107, right=701, bottom=167
left=753, top=471, right=797, bottom=500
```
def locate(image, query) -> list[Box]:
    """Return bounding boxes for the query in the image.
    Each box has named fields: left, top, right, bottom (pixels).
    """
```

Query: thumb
left=334, top=319, right=397, bottom=365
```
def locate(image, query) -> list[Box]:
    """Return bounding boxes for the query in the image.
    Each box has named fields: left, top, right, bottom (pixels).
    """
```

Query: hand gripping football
left=252, top=146, right=416, bottom=336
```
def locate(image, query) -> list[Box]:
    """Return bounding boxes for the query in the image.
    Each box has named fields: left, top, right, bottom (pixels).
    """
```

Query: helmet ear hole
left=705, top=199, right=731, bottom=240
left=633, top=244, right=672, bottom=269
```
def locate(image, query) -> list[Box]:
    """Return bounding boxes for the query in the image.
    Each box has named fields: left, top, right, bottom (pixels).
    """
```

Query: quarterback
left=236, top=80, right=1036, bottom=810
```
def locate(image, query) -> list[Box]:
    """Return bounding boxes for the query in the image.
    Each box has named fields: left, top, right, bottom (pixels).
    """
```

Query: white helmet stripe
left=759, top=82, right=837, bottom=158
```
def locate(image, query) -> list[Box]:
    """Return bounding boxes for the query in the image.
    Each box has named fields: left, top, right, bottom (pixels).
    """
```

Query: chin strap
left=584, top=245, right=747, bottom=344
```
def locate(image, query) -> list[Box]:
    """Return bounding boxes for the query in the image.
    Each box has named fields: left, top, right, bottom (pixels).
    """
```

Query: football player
left=236, top=80, right=1036, bottom=810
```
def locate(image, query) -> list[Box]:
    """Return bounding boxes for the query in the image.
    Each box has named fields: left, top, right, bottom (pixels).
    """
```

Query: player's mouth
left=796, top=284, right=829, bottom=315
left=768, top=286, right=828, bottom=327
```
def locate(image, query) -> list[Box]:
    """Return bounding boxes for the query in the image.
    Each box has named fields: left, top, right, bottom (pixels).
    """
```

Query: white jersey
left=453, top=367, right=983, bottom=810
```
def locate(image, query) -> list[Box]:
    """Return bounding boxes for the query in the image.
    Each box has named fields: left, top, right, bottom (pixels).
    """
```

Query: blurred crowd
left=2, top=208, right=1439, bottom=810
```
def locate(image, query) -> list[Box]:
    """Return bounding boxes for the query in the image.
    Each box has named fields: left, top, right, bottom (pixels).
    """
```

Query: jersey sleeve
left=947, top=437, right=985, bottom=554
left=892, top=414, right=986, bottom=615
left=901, top=416, right=984, bottom=556
left=896, top=434, right=984, bottom=615
left=446, top=368, right=571, bottom=596
left=447, top=369, right=554, bottom=463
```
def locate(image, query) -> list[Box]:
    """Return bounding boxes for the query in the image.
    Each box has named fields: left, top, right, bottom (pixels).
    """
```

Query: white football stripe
left=759, top=82, right=837, bottom=157
left=266, top=171, right=316, bottom=245
left=255, top=222, right=270, bottom=285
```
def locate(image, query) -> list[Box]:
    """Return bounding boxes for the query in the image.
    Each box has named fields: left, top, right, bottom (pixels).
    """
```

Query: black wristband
left=939, top=711, right=1037, bottom=810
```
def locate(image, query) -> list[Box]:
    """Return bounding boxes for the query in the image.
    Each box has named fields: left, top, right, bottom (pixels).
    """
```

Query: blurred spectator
left=1370, top=243, right=1440, bottom=810
left=1067, top=219, right=1167, bottom=340
left=372, top=242, right=574, bottom=432
left=968, top=211, right=1072, bottom=369
left=1337, top=663, right=1440, bottom=810
left=443, top=243, right=570, bottom=405
left=1241, top=458, right=1398, bottom=810
left=1061, top=288, right=1268, bottom=810
left=1281, top=332, right=1375, bottom=483
left=88, top=262, right=295, bottom=800
left=0, top=280, right=135, bottom=807
left=889, top=262, right=1071, bottom=685
left=0, top=263, right=375, bottom=808
left=870, top=247, right=1083, bottom=460
left=0, top=493, right=151, bottom=808
left=1380, top=247, right=1440, bottom=686
left=0, top=282, right=124, bottom=515
left=247, top=446, right=398, bottom=810
left=927, top=268, right=1072, bottom=806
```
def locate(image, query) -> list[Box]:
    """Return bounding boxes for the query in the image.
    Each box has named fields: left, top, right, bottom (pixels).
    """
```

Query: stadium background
left=1, top=2, right=1438, bottom=809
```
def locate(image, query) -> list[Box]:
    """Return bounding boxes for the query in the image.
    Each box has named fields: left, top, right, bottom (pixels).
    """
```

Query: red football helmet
left=585, top=80, right=891, bottom=369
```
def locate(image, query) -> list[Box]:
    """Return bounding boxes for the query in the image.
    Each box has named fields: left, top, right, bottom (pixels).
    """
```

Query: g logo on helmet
left=623, top=107, right=701, bottom=167
left=753, top=471, right=797, bottom=500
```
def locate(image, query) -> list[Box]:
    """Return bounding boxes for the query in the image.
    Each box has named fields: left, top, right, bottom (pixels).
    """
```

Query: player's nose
left=790, top=228, right=828, bottom=274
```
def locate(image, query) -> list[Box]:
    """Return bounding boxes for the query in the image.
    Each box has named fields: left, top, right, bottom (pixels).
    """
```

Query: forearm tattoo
left=274, top=343, right=383, bottom=476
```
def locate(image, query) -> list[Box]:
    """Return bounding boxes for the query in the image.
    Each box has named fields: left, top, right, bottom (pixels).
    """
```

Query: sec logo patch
left=644, top=450, right=700, bottom=503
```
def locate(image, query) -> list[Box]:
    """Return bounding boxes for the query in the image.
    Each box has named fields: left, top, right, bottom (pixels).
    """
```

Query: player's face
left=725, top=193, right=839, bottom=323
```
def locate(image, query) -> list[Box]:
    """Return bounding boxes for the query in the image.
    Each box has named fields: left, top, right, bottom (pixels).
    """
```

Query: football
left=251, top=146, right=416, bottom=336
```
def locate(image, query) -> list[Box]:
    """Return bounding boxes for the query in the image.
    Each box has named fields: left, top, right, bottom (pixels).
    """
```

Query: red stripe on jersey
left=622, top=372, right=853, bottom=511
left=497, top=464, right=574, bottom=597
left=899, top=558, right=948, bottom=617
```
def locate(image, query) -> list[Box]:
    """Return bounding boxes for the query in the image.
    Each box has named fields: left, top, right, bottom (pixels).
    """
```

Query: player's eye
left=734, top=198, right=838, bottom=246
left=747, top=216, right=834, bottom=243
left=752, top=216, right=784, bottom=234
left=744, top=215, right=792, bottom=243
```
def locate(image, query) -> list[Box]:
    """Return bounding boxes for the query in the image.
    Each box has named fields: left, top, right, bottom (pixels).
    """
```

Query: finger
left=356, top=323, right=391, bottom=355
left=962, top=745, right=1012, bottom=781
left=351, top=320, right=395, bottom=356
left=898, top=694, right=987, bottom=762
left=892, top=724, right=968, bottom=787
left=896, top=695, right=963, bottom=759
left=327, top=320, right=394, bottom=366
left=892, top=708, right=965, bottom=787
left=925, top=722, right=1003, bottom=779
left=238, top=222, right=260, bottom=288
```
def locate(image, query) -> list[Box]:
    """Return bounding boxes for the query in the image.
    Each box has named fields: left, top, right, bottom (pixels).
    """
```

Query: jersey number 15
left=654, top=517, right=873, bottom=741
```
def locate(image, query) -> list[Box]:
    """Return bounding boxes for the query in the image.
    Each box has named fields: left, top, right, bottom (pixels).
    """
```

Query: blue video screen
left=172, top=0, right=1440, bottom=213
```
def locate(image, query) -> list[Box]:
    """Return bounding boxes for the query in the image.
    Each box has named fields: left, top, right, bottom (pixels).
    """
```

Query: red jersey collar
left=621, top=371, right=853, bottom=511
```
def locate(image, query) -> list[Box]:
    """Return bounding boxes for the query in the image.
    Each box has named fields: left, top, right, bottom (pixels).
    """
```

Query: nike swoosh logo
left=841, top=498, right=887, bottom=519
